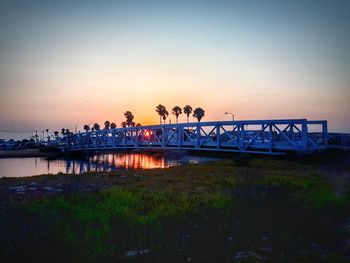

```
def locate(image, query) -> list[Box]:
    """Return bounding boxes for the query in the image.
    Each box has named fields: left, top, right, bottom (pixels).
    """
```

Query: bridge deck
left=63, top=119, right=348, bottom=155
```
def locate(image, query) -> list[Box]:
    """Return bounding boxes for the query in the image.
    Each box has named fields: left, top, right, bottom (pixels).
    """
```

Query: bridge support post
left=123, top=129, right=126, bottom=147
left=322, top=121, right=328, bottom=146
left=180, top=125, right=184, bottom=148
left=113, top=130, right=116, bottom=147
left=239, top=123, right=245, bottom=150
left=216, top=125, right=220, bottom=149
left=269, top=123, right=273, bottom=152
left=301, top=120, right=308, bottom=149
left=196, top=125, right=200, bottom=148
left=103, top=131, right=106, bottom=148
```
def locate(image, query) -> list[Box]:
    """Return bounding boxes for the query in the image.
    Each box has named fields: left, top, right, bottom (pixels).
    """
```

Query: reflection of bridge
left=65, top=119, right=348, bottom=155
left=64, top=154, right=171, bottom=173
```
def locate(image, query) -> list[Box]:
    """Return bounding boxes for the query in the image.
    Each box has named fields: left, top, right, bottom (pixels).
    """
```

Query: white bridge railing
left=65, top=119, right=329, bottom=155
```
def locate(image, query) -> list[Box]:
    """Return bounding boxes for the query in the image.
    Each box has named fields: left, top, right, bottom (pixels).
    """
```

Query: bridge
left=64, top=118, right=349, bottom=155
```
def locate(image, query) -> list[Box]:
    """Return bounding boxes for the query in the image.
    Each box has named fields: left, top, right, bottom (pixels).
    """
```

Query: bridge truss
left=65, top=119, right=329, bottom=155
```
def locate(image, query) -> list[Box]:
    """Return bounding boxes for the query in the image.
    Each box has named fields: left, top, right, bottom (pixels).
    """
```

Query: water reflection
left=0, top=152, right=219, bottom=177
left=65, top=153, right=209, bottom=173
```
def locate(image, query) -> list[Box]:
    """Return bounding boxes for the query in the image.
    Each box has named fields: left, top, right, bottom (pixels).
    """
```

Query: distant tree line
left=79, top=111, right=141, bottom=133
left=59, top=104, right=205, bottom=135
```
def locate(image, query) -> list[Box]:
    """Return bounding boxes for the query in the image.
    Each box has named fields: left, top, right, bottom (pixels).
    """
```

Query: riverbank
left=0, top=149, right=61, bottom=158
left=1, top=158, right=349, bottom=262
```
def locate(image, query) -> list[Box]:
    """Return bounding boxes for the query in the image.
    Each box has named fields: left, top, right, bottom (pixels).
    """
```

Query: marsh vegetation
left=0, top=155, right=349, bottom=262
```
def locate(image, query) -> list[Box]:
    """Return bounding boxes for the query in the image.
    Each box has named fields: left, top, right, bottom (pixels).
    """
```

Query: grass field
left=0, top=155, right=349, bottom=262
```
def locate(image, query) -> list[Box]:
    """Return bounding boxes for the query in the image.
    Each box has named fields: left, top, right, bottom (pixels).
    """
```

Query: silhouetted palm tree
left=65, top=129, right=70, bottom=134
left=121, top=122, right=127, bottom=128
left=136, top=123, right=141, bottom=127
left=162, top=109, right=169, bottom=124
left=104, top=120, right=110, bottom=130
left=193, top=107, right=205, bottom=122
left=83, top=125, right=90, bottom=132
left=110, top=122, right=117, bottom=129
left=156, top=104, right=168, bottom=124
left=183, top=105, right=193, bottom=123
left=45, top=129, right=49, bottom=141
left=131, top=122, right=136, bottom=127
left=172, top=106, right=182, bottom=124
left=124, top=111, right=134, bottom=127
left=54, top=131, right=59, bottom=137
left=93, top=123, right=100, bottom=130
left=61, top=128, right=65, bottom=136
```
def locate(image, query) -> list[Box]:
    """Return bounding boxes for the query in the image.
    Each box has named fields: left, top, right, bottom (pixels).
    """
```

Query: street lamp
left=225, top=112, right=234, bottom=121
left=225, top=112, right=235, bottom=134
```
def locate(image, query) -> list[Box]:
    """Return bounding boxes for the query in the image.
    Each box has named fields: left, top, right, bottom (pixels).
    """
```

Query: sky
left=0, top=0, right=349, bottom=137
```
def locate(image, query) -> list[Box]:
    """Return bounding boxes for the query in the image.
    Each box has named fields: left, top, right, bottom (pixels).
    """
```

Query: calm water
left=0, top=152, right=219, bottom=177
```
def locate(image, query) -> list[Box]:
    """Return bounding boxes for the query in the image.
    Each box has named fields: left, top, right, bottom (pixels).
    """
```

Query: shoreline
left=0, top=149, right=61, bottom=158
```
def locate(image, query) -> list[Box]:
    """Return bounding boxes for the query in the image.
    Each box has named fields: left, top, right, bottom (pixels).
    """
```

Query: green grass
left=1, top=157, right=349, bottom=262
left=13, top=188, right=235, bottom=262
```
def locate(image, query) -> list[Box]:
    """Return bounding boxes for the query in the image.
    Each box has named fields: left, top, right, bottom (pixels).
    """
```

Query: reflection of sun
left=111, top=153, right=168, bottom=169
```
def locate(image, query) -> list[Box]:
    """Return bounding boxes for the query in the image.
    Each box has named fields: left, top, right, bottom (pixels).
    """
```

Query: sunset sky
left=0, top=0, right=349, bottom=137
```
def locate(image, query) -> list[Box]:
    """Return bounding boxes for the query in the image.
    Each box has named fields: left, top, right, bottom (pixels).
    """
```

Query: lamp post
left=225, top=112, right=234, bottom=121
left=225, top=112, right=235, bottom=134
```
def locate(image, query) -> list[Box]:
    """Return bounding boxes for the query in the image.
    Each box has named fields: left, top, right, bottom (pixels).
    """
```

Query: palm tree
left=136, top=123, right=141, bottom=127
left=45, top=129, right=49, bottom=141
left=121, top=122, right=127, bottom=128
left=54, top=131, right=59, bottom=137
left=104, top=120, right=110, bottom=130
left=193, top=107, right=205, bottom=122
left=172, top=106, right=182, bottom=124
left=83, top=125, right=90, bottom=132
left=65, top=128, right=70, bottom=135
left=61, top=128, right=65, bottom=136
left=110, top=122, right=117, bottom=129
left=93, top=123, right=100, bottom=130
left=162, top=108, right=169, bottom=124
left=124, top=111, right=134, bottom=127
left=183, top=105, right=193, bottom=123
left=131, top=122, right=136, bottom=127
left=156, top=104, right=167, bottom=124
